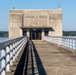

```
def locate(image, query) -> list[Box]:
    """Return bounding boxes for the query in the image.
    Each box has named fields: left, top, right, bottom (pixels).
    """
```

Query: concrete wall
left=9, top=8, right=62, bottom=39
left=9, top=13, right=23, bottom=38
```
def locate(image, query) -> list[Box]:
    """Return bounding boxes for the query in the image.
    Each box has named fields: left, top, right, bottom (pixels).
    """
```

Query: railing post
left=70, top=39, right=71, bottom=49
left=75, top=39, right=76, bottom=50
left=67, top=39, right=69, bottom=47
left=68, top=39, right=70, bottom=48
left=14, top=42, right=17, bottom=60
left=15, top=42, right=18, bottom=59
left=17, top=41, right=21, bottom=56
left=64, top=38, right=66, bottom=47
left=16, top=42, right=19, bottom=58
left=72, top=39, right=74, bottom=49
left=66, top=39, right=68, bottom=47
left=10, top=44, right=13, bottom=66
left=62, top=38, right=64, bottom=46
left=6, top=46, right=10, bottom=72
left=13, top=43, right=15, bottom=62
left=65, top=39, right=67, bottom=47
left=1, top=49, right=5, bottom=75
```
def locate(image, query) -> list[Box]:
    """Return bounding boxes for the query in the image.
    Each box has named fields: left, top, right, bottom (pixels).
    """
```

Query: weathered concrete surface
left=6, top=40, right=76, bottom=75
left=33, top=41, right=76, bottom=75
left=9, top=9, right=62, bottom=39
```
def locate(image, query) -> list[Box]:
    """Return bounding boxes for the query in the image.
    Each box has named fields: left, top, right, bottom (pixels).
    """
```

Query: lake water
left=0, top=37, right=8, bottom=56
left=0, top=37, right=8, bottom=43
left=0, top=37, right=8, bottom=70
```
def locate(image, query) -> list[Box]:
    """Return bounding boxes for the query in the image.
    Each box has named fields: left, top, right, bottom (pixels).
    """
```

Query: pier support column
left=42, top=29, right=44, bottom=40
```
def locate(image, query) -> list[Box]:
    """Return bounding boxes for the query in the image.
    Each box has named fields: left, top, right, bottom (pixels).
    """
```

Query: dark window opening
left=44, top=28, right=49, bottom=36
left=45, top=31, right=48, bottom=36
left=23, top=29, right=27, bottom=36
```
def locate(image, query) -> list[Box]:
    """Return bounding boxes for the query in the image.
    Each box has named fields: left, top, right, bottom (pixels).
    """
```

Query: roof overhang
left=20, top=26, right=52, bottom=29
left=20, top=26, right=54, bottom=31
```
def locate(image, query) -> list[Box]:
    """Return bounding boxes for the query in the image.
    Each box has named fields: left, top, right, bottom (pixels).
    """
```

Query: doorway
left=30, top=28, right=41, bottom=40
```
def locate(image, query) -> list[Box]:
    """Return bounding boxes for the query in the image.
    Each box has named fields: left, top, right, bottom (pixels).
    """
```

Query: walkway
left=6, top=40, right=76, bottom=75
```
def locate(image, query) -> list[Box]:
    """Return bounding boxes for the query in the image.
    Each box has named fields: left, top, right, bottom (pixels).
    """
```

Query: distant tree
left=63, top=31, right=76, bottom=36
left=0, top=31, right=8, bottom=37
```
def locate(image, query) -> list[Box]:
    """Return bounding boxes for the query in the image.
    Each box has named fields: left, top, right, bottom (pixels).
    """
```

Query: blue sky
left=0, top=0, right=76, bottom=31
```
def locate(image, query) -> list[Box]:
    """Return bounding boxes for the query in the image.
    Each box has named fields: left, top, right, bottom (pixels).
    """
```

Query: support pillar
left=42, top=29, right=44, bottom=40
left=49, top=31, right=51, bottom=36
left=27, top=29, right=30, bottom=38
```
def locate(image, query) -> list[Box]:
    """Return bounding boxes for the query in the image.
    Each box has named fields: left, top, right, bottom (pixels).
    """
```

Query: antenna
left=58, top=0, right=60, bottom=8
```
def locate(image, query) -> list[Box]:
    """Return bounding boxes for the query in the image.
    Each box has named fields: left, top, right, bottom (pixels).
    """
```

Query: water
left=0, top=37, right=8, bottom=70
left=0, top=37, right=8, bottom=57
left=0, top=37, right=8, bottom=43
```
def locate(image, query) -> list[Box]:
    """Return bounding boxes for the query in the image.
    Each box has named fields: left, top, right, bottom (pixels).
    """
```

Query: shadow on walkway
left=14, top=40, right=46, bottom=75
left=32, top=41, right=46, bottom=75
left=14, top=41, right=29, bottom=75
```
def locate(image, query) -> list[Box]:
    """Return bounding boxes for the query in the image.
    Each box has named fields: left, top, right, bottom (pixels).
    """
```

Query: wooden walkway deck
left=6, top=40, right=76, bottom=75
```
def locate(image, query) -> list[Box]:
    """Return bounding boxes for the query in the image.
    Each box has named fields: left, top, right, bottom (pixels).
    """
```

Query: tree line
left=63, top=31, right=76, bottom=36
left=0, top=31, right=76, bottom=37
left=0, top=31, right=8, bottom=37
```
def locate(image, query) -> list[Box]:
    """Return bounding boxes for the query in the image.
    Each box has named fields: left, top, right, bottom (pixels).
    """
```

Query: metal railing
left=44, top=36, right=76, bottom=50
left=0, top=36, right=28, bottom=75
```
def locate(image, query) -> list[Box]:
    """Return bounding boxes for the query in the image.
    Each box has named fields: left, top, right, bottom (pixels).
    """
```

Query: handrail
left=0, top=37, right=25, bottom=50
left=44, top=36, right=76, bottom=50
left=0, top=36, right=28, bottom=75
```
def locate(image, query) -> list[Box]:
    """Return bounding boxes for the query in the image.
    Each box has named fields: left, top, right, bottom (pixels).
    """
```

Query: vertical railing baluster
left=17, top=41, right=20, bottom=57
left=74, top=39, right=75, bottom=50
left=13, top=43, right=15, bottom=62
left=62, top=38, right=63, bottom=46
left=75, top=39, right=76, bottom=50
left=70, top=39, right=71, bottom=48
left=63, top=38, right=65, bottom=46
left=10, top=44, right=13, bottom=66
left=69, top=39, right=70, bottom=48
left=6, top=46, right=10, bottom=72
left=16, top=42, right=19, bottom=58
left=66, top=39, right=67, bottom=47
left=14, top=42, right=17, bottom=60
left=67, top=39, right=68, bottom=47
left=71, top=39, right=72, bottom=49
left=72, top=39, right=73, bottom=49
left=1, top=49, right=5, bottom=75
left=64, top=38, right=65, bottom=46
left=15, top=42, right=18, bottom=59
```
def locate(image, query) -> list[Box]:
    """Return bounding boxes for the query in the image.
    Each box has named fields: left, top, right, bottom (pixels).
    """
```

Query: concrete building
left=9, top=8, right=62, bottom=40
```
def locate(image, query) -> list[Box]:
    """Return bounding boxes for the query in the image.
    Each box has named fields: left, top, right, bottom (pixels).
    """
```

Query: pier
left=0, top=8, right=76, bottom=75
left=0, top=36, right=76, bottom=75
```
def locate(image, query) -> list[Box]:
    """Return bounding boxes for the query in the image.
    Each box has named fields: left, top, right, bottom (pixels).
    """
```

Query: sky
left=0, top=0, right=76, bottom=31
